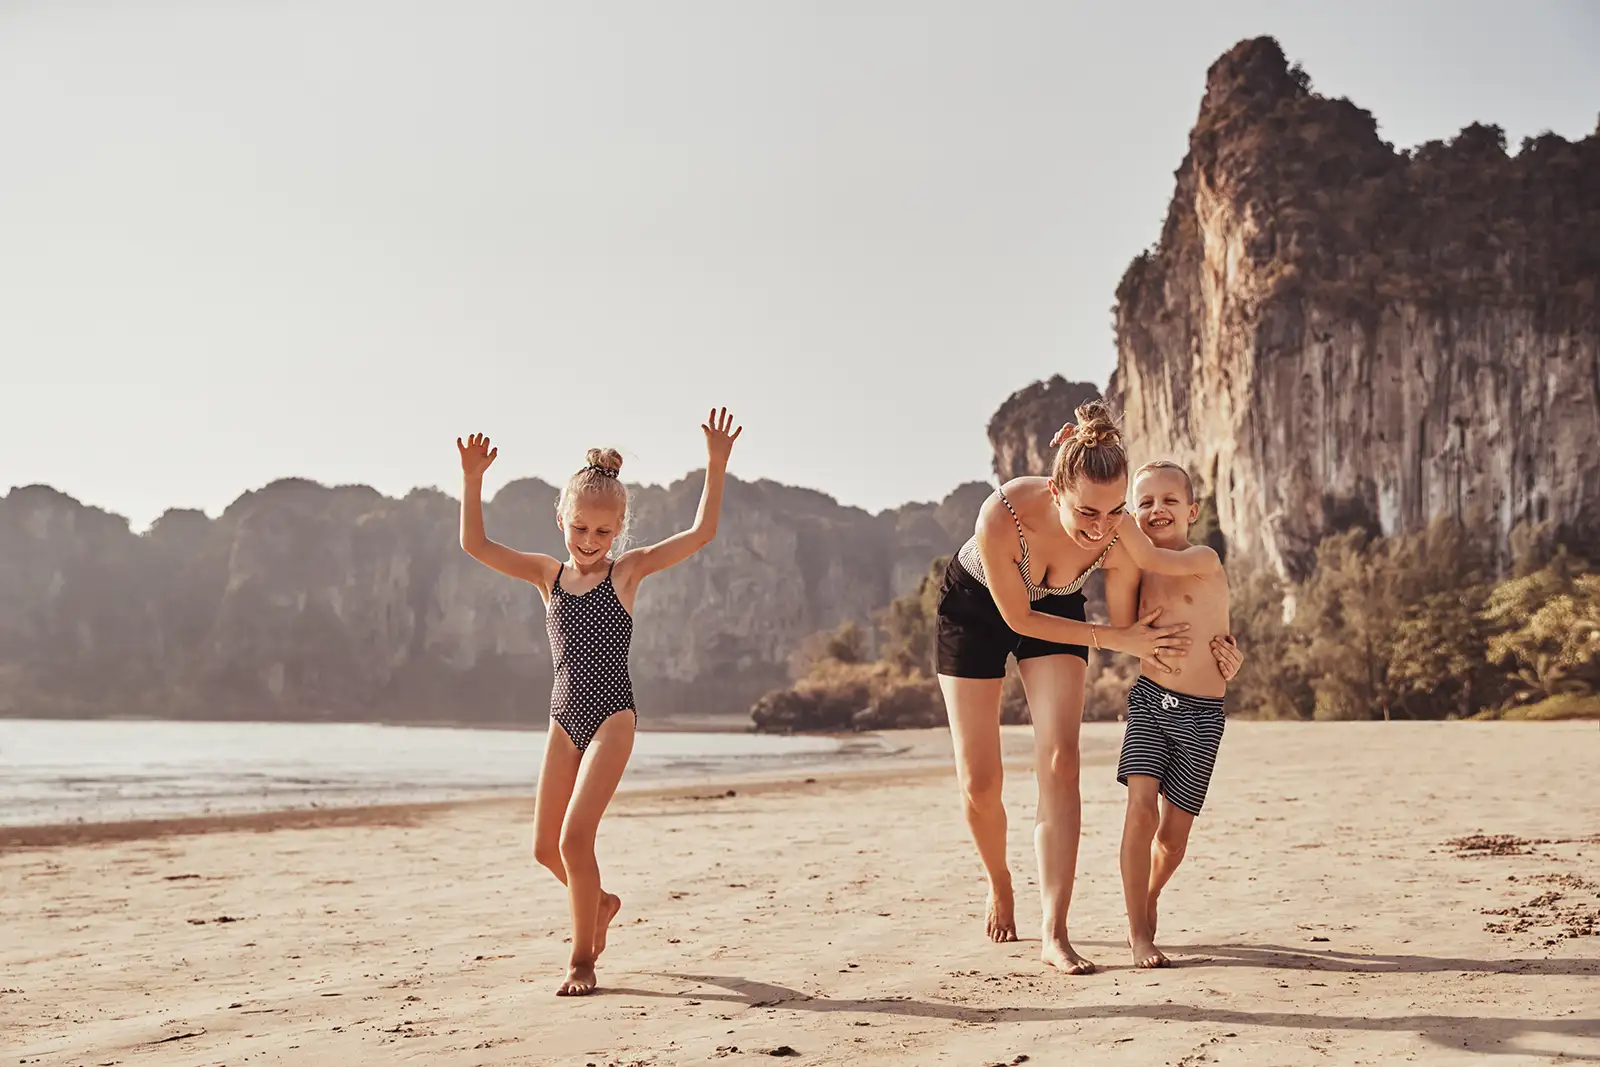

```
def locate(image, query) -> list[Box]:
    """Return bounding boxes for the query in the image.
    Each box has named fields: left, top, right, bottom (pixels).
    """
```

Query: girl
left=935, top=399, right=1242, bottom=975
left=456, top=408, right=742, bottom=997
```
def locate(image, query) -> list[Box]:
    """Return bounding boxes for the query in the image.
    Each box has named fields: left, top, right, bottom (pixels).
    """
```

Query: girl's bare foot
left=595, top=892, right=622, bottom=958
left=986, top=882, right=1018, bottom=942
left=1128, top=935, right=1169, bottom=969
left=557, top=960, right=598, bottom=996
left=1041, top=933, right=1096, bottom=974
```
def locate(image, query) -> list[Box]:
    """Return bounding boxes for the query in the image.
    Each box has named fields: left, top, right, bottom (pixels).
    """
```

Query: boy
left=1105, top=460, right=1241, bottom=969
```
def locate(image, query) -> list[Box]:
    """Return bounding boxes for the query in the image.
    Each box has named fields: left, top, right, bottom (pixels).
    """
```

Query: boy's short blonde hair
left=1132, top=459, right=1194, bottom=503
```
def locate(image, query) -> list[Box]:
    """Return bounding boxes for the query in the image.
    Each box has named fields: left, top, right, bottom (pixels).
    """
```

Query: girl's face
left=1049, top=475, right=1127, bottom=549
left=558, top=501, right=624, bottom=566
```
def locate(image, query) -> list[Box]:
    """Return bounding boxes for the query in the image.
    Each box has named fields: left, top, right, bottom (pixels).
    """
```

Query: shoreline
left=3, top=719, right=1582, bottom=851
left=0, top=709, right=761, bottom=734
left=0, top=726, right=976, bottom=851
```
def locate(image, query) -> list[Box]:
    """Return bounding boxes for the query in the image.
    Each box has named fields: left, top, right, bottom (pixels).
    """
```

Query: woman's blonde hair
left=1049, top=399, right=1128, bottom=491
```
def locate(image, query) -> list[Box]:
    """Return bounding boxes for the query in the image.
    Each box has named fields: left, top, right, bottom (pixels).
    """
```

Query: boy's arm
left=1115, top=513, right=1222, bottom=576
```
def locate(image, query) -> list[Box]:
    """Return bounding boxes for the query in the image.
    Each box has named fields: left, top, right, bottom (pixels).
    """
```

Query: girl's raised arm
left=621, top=408, right=741, bottom=581
left=457, top=433, right=560, bottom=592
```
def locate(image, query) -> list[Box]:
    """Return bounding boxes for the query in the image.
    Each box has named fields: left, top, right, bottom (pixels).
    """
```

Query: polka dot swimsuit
left=546, top=561, right=636, bottom=752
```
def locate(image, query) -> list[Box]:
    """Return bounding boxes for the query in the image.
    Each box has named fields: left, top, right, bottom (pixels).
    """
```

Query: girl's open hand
left=703, top=407, right=742, bottom=464
left=457, top=433, right=498, bottom=479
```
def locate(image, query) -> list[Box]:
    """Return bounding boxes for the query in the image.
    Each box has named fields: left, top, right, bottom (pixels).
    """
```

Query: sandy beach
left=3, top=721, right=1597, bottom=1066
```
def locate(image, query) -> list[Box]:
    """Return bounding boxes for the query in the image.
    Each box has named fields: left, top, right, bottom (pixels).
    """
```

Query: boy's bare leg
left=556, top=712, right=635, bottom=996
left=939, top=675, right=1017, bottom=941
left=1121, top=774, right=1167, bottom=968
left=534, top=724, right=622, bottom=958
left=1147, top=796, right=1196, bottom=939
left=1018, top=656, right=1096, bottom=975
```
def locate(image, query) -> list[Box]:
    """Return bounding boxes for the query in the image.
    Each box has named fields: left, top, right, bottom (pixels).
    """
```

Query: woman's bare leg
left=939, top=674, right=1016, bottom=942
left=1017, top=654, right=1095, bottom=975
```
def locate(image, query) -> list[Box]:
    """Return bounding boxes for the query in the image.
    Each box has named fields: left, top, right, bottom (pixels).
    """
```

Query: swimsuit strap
left=995, top=487, right=1028, bottom=543
left=552, top=562, right=565, bottom=593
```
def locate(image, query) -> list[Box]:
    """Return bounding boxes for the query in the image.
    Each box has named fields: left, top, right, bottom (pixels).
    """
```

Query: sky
left=2, top=1, right=1596, bottom=530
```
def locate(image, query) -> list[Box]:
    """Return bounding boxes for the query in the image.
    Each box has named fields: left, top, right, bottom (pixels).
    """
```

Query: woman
left=935, top=399, right=1242, bottom=974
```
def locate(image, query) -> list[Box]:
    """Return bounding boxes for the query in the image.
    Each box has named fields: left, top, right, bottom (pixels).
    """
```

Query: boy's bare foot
left=595, top=892, right=622, bottom=958
left=1128, top=935, right=1169, bottom=969
left=1041, top=933, right=1096, bottom=975
left=986, top=882, right=1018, bottom=942
left=557, top=960, right=598, bottom=996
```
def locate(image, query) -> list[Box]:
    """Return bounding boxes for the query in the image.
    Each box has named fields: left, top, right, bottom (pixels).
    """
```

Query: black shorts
left=935, top=555, right=1089, bottom=679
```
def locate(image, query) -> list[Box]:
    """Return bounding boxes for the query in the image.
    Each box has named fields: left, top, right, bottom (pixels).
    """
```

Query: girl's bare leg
left=1017, top=654, right=1095, bottom=975
left=556, top=712, right=635, bottom=996
left=533, top=722, right=622, bottom=956
left=938, top=674, right=1016, bottom=942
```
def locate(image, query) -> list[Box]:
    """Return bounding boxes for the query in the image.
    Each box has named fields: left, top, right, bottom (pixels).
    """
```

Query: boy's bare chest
left=1138, top=571, right=1229, bottom=634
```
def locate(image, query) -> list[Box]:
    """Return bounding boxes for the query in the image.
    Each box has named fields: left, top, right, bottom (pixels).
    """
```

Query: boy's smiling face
left=1133, top=467, right=1199, bottom=547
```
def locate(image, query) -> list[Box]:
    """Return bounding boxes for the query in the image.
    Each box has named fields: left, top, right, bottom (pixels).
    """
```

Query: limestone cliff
left=0, top=477, right=987, bottom=723
left=1109, top=37, right=1600, bottom=579
left=987, top=376, right=1102, bottom=483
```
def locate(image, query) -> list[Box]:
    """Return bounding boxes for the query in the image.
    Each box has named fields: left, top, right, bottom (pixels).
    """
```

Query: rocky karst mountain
left=0, top=476, right=990, bottom=723
left=9, top=37, right=1594, bottom=728
left=1109, top=36, right=1600, bottom=579
left=987, top=376, right=1102, bottom=483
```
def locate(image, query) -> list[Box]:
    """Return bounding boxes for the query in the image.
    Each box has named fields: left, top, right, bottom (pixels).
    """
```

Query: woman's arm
left=975, top=502, right=1191, bottom=661
left=457, top=434, right=560, bottom=590
left=618, top=408, right=741, bottom=581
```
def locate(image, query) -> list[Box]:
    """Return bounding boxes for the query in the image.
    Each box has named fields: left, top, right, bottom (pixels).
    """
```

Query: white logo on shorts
left=1159, top=693, right=1181, bottom=711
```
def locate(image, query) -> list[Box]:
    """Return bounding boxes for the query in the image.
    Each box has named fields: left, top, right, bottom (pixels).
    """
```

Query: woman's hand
left=1212, top=634, right=1244, bottom=681
left=458, top=433, right=497, bottom=479
left=703, top=407, right=742, bottom=465
left=1049, top=422, right=1076, bottom=448
left=1107, top=608, right=1191, bottom=670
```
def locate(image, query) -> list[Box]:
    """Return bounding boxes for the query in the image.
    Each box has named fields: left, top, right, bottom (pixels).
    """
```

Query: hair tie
left=586, top=464, right=619, bottom=479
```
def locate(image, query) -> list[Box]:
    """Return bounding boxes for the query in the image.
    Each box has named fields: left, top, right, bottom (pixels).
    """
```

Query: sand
left=3, top=721, right=1597, bottom=1066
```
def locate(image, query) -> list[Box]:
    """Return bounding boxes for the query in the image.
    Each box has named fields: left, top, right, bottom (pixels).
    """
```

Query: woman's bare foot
left=557, top=960, right=598, bottom=996
left=1041, top=933, right=1096, bottom=974
left=595, top=892, right=622, bottom=958
left=1128, top=935, right=1169, bottom=969
left=986, top=881, right=1018, bottom=942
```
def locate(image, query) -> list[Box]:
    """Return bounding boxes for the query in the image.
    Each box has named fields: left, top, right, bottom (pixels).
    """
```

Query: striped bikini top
left=956, top=486, right=1118, bottom=601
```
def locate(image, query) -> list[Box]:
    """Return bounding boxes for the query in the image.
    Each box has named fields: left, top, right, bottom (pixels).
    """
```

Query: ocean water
left=0, top=719, right=876, bottom=827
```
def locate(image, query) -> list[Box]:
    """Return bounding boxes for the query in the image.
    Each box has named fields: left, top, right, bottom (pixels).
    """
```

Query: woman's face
left=1050, top=475, right=1128, bottom=549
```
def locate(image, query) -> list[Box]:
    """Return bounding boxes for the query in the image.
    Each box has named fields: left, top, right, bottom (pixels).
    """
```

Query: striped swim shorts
left=1116, top=675, right=1227, bottom=817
